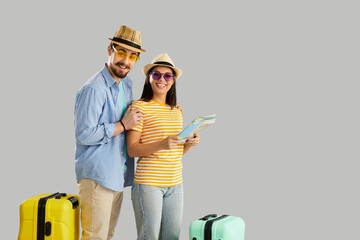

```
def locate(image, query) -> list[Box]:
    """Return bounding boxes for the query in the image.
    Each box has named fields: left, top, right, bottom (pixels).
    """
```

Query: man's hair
left=140, top=66, right=177, bottom=108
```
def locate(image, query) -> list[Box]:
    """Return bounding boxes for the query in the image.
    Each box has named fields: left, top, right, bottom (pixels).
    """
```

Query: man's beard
left=110, top=62, right=131, bottom=79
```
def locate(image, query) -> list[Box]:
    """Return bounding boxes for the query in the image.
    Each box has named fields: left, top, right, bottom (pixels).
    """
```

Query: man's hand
left=175, top=103, right=183, bottom=114
left=121, top=106, right=142, bottom=130
left=161, top=136, right=181, bottom=150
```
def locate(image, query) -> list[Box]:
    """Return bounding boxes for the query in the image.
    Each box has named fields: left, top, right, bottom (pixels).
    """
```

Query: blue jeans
left=131, top=183, right=183, bottom=240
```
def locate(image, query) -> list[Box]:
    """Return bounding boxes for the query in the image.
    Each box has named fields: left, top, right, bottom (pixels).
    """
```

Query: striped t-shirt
left=131, top=100, right=184, bottom=187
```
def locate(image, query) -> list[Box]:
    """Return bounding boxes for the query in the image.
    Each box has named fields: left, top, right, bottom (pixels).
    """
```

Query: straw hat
left=108, top=25, right=146, bottom=53
left=143, top=53, right=182, bottom=80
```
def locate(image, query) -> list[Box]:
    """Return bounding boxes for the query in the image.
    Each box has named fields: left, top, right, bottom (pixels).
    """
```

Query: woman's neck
left=152, top=95, right=166, bottom=104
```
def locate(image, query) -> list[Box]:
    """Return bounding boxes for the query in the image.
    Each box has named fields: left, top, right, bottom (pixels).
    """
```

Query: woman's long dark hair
left=140, top=66, right=177, bottom=109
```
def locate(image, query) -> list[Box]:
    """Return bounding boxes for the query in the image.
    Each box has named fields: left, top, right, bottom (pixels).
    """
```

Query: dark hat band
left=112, top=37, right=141, bottom=50
left=153, top=61, right=174, bottom=67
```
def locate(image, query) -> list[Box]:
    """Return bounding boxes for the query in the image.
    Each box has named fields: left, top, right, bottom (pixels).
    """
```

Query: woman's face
left=149, top=66, right=175, bottom=96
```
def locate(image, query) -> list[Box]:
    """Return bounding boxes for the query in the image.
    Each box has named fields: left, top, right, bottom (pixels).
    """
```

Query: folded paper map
left=178, top=114, right=216, bottom=142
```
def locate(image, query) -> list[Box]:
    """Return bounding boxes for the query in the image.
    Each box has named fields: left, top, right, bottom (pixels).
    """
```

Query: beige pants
left=78, top=179, right=123, bottom=240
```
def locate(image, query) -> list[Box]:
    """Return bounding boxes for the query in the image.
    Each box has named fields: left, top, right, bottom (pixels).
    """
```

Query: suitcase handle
left=199, top=214, right=217, bottom=221
left=53, top=193, right=79, bottom=209
left=204, top=215, right=229, bottom=240
left=67, top=196, right=79, bottom=209
left=37, top=193, right=61, bottom=240
left=55, top=193, right=67, bottom=199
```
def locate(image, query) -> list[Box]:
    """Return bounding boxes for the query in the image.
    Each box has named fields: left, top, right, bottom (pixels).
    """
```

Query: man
left=74, top=25, right=145, bottom=239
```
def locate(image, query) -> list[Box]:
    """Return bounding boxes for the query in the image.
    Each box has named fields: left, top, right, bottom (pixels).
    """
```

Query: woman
left=127, top=53, right=200, bottom=240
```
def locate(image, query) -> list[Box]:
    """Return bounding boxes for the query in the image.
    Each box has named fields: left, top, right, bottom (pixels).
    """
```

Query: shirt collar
left=101, top=64, right=118, bottom=88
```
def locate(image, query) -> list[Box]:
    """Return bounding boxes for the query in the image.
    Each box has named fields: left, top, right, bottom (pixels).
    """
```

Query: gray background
left=1, top=0, right=359, bottom=239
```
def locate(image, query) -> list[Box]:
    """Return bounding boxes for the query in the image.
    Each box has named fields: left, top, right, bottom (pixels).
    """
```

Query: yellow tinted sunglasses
left=112, top=46, right=140, bottom=62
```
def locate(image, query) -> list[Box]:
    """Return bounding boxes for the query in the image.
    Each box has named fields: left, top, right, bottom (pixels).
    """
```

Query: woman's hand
left=185, top=133, right=200, bottom=147
left=183, top=133, right=200, bottom=155
left=161, top=136, right=181, bottom=150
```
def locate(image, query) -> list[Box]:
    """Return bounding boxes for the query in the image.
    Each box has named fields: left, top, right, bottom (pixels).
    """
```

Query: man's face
left=107, top=44, right=139, bottom=79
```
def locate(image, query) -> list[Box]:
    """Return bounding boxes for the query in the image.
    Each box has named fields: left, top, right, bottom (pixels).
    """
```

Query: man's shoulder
left=86, top=71, right=107, bottom=88
left=78, top=71, right=107, bottom=94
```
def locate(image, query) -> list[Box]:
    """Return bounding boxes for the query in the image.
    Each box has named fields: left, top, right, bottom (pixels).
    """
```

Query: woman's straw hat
left=143, top=53, right=182, bottom=80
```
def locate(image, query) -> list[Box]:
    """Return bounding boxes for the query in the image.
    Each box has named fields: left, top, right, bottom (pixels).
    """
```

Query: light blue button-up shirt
left=74, top=64, right=134, bottom=192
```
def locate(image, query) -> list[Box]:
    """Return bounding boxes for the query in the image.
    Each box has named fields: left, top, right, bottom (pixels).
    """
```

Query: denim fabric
left=131, top=183, right=183, bottom=240
left=74, top=64, right=134, bottom=191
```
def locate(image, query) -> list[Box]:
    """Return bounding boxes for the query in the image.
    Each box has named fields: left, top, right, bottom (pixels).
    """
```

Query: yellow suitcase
left=18, top=192, right=80, bottom=240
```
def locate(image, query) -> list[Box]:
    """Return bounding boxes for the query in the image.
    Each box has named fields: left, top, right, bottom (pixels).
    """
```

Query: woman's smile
left=155, top=83, right=167, bottom=89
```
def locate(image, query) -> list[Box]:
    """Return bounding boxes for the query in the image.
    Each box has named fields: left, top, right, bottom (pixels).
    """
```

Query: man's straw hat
left=108, top=25, right=146, bottom=53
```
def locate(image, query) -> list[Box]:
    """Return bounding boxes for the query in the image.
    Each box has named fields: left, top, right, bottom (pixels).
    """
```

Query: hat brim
left=108, top=38, right=146, bottom=53
left=143, top=63, right=182, bottom=80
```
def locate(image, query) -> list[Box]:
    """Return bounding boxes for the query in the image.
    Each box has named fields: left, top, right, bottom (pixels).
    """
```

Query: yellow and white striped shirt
left=131, top=100, right=184, bottom=187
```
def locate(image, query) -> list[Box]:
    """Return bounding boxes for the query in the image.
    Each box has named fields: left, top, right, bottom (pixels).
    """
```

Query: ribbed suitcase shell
left=189, top=214, right=245, bottom=240
left=18, top=192, right=80, bottom=240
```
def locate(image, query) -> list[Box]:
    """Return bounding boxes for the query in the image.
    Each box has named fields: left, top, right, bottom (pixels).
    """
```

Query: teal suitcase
left=189, top=214, right=245, bottom=240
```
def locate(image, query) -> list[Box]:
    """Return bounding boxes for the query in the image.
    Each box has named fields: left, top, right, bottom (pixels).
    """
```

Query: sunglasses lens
left=151, top=72, right=162, bottom=80
left=164, top=73, right=174, bottom=82
left=128, top=55, right=139, bottom=62
left=116, top=51, right=126, bottom=59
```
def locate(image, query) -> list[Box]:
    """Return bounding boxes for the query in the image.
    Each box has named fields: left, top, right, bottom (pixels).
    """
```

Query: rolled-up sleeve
left=75, top=87, right=113, bottom=145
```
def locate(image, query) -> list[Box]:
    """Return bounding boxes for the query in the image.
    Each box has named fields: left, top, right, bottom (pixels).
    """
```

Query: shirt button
left=121, top=137, right=124, bottom=140
left=115, top=96, right=117, bottom=99
left=121, top=152, right=123, bottom=155
left=122, top=166, right=124, bottom=169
